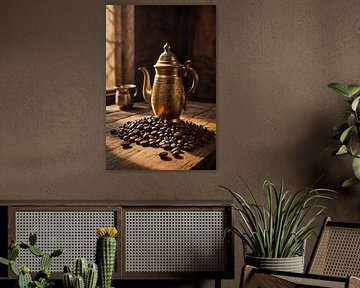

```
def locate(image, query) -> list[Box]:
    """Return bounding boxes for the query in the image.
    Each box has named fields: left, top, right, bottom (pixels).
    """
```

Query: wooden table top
left=106, top=101, right=216, bottom=170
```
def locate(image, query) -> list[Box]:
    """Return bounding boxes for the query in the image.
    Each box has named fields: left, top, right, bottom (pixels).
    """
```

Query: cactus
left=29, top=232, right=37, bottom=246
left=41, top=253, right=52, bottom=270
left=51, top=248, right=64, bottom=257
left=62, top=260, right=98, bottom=288
left=85, top=263, right=98, bottom=288
left=63, top=272, right=74, bottom=288
left=10, top=260, right=20, bottom=276
left=74, top=275, right=85, bottom=288
left=0, top=232, right=63, bottom=288
left=18, top=270, right=32, bottom=288
left=35, top=268, right=51, bottom=281
left=29, top=245, right=44, bottom=257
left=9, top=246, right=19, bottom=260
left=96, top=227, right=118, bottom=288
left=74, top=258, right=88, bottom=279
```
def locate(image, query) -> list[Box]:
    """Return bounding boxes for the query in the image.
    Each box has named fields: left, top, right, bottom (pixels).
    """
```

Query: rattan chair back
left=307, top=217, right=360, bottom=278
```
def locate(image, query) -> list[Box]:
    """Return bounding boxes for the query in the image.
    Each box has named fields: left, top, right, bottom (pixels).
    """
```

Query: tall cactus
left=96, top=227, right=118, bottom=288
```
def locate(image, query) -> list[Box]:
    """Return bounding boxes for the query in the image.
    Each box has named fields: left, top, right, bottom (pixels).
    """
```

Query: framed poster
left=106, top=5, right=216, bottom=170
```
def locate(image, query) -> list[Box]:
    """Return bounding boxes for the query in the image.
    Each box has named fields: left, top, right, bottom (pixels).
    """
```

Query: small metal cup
left=115, top=84, right=137, bottom=109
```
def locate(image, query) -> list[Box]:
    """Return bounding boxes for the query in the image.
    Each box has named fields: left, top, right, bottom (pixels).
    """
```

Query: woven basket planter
left=245, top=254, right=305, bottom=273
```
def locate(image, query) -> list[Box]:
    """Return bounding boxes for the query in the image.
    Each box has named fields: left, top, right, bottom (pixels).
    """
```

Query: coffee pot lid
left=154, top=42, right=180, bottom=67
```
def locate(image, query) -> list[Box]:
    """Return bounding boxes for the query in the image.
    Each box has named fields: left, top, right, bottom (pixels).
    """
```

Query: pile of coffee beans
left=110, top=116, right=215, bottom=159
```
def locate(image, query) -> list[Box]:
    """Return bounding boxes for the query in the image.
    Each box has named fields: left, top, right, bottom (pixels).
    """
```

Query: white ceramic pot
left=245, top=254, right=305, bottom=273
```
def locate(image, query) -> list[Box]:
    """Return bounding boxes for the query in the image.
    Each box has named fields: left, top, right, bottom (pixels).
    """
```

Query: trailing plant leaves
left=351, top=96, right=360, bottom=111
left=347, top=114, right=356, bottom=129
left=340, top=126, right=353, bottom=143
left=333, top=122, right=348, bottom=132
left=336, top=145, right=348, bottom=155
left=347, top=85, right=360, bottom=97
left=342, top=177, right=360, bottom=188
left=352, top=157, right=360, bottom=180
left=349, top=135, right=360, bottom=157
left=328, top=83, right=351, bottom=97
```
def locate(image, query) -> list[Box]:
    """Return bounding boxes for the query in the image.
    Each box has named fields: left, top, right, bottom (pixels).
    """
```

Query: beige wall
left=1, top=0, right=360, bottom=287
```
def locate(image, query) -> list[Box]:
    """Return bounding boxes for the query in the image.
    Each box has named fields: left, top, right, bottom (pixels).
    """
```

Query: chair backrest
left=307, top=217, right=360, bottom=277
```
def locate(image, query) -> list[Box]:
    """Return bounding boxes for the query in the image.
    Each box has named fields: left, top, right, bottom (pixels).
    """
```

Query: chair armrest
left=241, top=265, right=349, bottom=288
left=349, top=276, right=360, bottom=288
left=240, top=265, right=296, bottom=288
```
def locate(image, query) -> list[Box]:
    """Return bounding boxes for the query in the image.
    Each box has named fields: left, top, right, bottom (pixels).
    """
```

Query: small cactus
left=63, top=259, right=98, bottom=288
left=63, top=273, right=74, bottom=288
left=96, top=227, right=118, bottom=288
left=74, top=258, right=88, bottom=279
left=74, top=275, right=85, bottom=288
left=85, top=263, right=98, bottom=288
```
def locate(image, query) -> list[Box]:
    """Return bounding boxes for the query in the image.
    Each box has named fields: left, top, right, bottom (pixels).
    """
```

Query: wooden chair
left=241, top=217, right=360, bottom=288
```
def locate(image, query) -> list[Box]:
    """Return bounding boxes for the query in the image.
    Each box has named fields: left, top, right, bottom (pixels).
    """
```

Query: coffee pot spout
left=138, top=67, right=152, bottom=104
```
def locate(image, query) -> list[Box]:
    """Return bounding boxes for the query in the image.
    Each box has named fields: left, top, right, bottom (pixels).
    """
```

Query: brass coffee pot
left=139, top=42, right=199, bottom=121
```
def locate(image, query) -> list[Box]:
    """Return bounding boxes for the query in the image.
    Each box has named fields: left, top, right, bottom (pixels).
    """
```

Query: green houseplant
left=328, top=83, right=360, bottom=187
left=220, top=179, right=334, bottom=272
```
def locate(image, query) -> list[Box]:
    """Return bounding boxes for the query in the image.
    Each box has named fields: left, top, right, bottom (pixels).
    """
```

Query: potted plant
left=220, top=179, right=334, bottom=273
left=328, top=82, right=360, bottom=187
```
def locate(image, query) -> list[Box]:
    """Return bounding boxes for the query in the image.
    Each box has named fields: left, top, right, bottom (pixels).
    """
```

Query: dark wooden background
left=134, top=5, right=216, bottom=103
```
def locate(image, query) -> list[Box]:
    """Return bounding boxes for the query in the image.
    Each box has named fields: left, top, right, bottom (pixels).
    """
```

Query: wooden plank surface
left=106, top=101, right=216, bottom=170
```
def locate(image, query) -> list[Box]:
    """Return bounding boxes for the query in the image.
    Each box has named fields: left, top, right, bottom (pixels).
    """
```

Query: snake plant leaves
left=328, top=83, right=351, bottom=97
left=220, top=180, right=335, bottom=258
left=351, top=96, right=360, bottom=111
left=336, top=144, right=348, bottom=155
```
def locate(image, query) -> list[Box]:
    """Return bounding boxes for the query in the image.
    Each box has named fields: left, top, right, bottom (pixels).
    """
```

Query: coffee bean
left=162, top=144, right=171, bottom=150
left=121, top=141, right=131, bottom=148
left=159, top=152, right=168, bottom=159
left=116, top=116, right=215, bottom=155
left=140, top=140, right=149, bottom=146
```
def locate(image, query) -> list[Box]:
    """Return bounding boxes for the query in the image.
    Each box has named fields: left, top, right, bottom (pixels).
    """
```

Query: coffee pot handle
left=183, top=60, right=199, bottom=110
